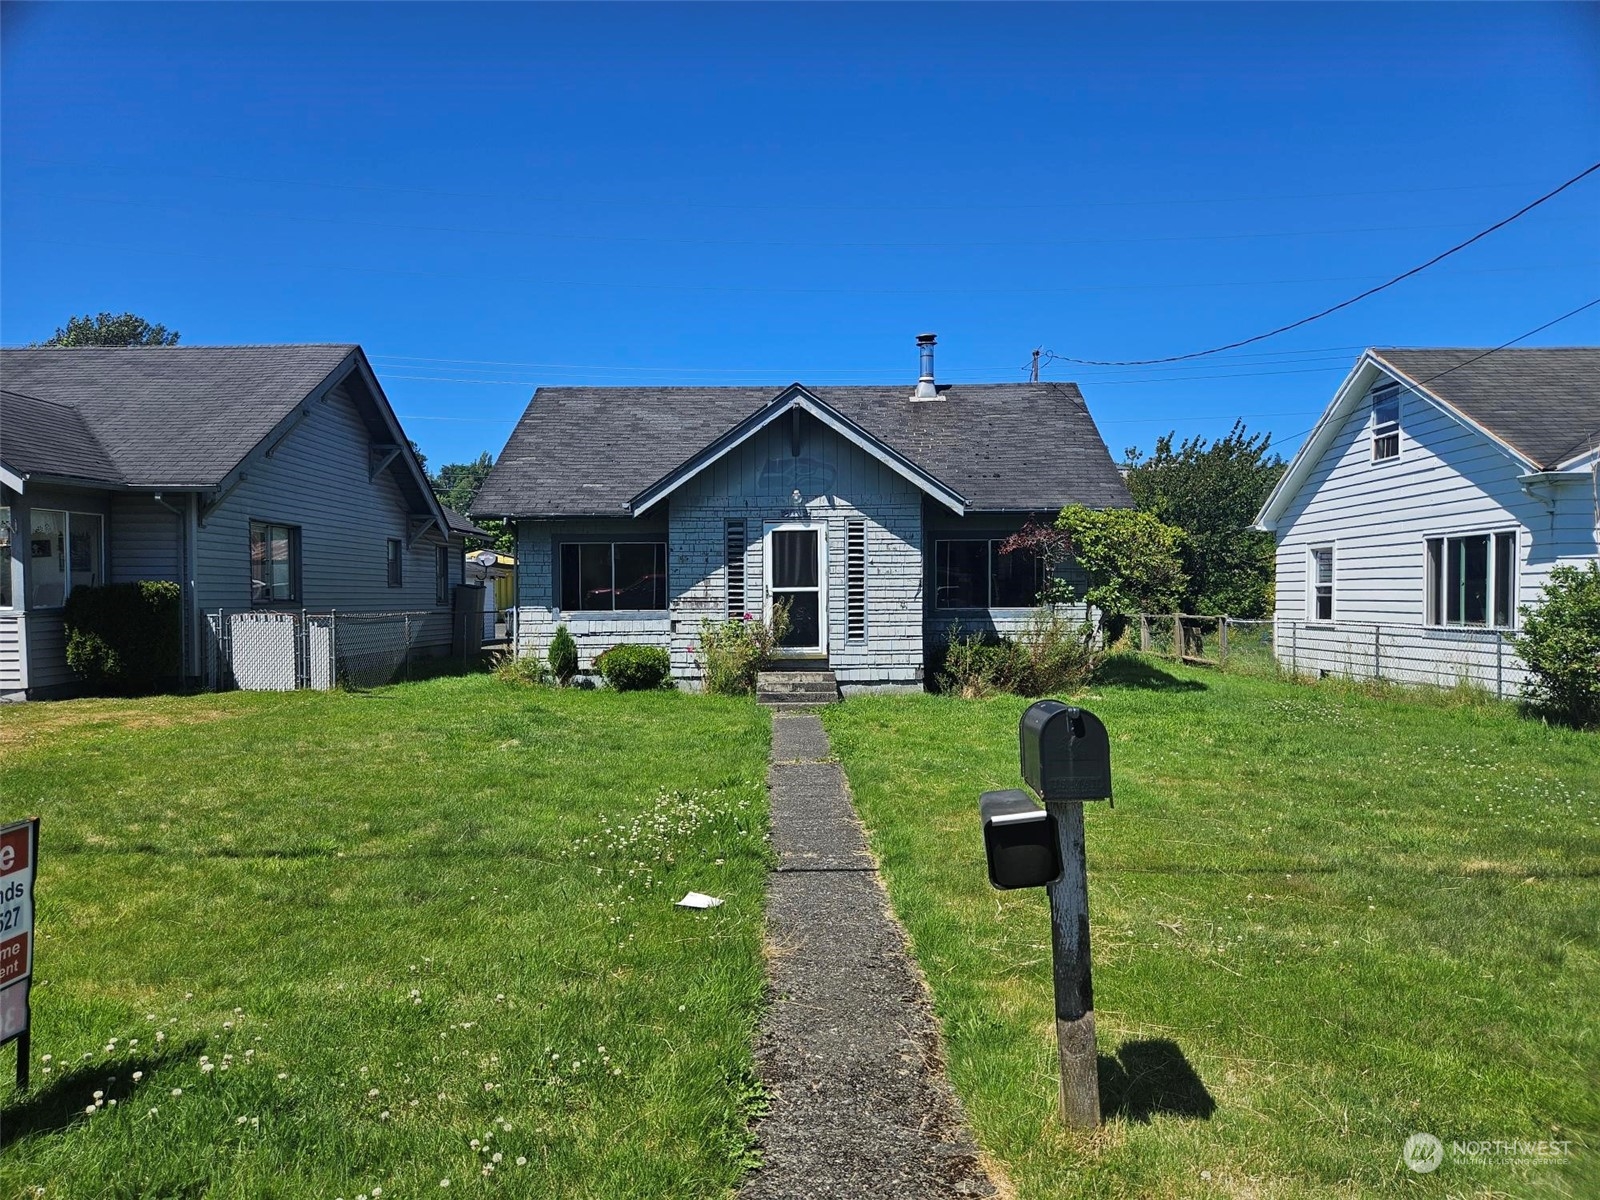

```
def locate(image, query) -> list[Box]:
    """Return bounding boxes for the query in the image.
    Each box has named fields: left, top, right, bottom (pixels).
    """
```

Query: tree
left=427, top=451, right=514, bottom=553
left=1123, top=421, right=1284, bottom=617
left=1055, top=504, right=1188, bottom=641
left=39, top=312, right=180, bottom=347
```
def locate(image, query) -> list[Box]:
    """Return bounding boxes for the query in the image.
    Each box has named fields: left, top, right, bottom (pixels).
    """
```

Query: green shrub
left=1515, top=562, right=1600, bottom=729
left=697, top=605, right=789, bottom=695
left=938, top=628, right=1021, bottom=698
left=63, top=580, right=181, bottom=694
left=596, top=643, right=672, bottom=691
left=548, top=624, right=579, bottom=685
left=491, top=649, right=550, bottom=686
left=939, top=612, right=1102, bottom=699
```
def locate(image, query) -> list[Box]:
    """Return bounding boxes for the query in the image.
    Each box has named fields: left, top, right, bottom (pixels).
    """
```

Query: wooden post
left=1218, top=616, right=1229, bottom=664
left=1045, top=800, right=1100, bottom=1128
left=1172, top=614, right=1182, bottom=661
left=1140, top=615, right=1151, bottom=653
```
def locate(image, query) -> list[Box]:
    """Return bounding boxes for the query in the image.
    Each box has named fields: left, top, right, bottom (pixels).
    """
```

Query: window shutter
left=847, top=521, right=866, bottom=641
left=726, top=520, right=746, bottom=619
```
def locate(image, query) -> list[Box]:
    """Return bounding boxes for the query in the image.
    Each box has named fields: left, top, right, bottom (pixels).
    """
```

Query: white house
left=1255, top=347, right=1599, bottom=696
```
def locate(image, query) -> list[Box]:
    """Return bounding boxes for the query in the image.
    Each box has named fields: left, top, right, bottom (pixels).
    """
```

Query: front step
left=757, top=669, right=840, bottom=706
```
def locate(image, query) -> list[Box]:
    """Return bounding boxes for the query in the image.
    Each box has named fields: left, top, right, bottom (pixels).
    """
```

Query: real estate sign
left=0, top=817, right=38, bottom=1087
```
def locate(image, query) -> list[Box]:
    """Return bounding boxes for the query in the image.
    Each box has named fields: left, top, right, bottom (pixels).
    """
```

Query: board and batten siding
left=1272, top=372, right=1598, bottom=692
left=193, top=381, right=458, bottom=653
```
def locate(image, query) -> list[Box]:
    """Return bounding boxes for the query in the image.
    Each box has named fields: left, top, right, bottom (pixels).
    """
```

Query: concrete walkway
left=740, top=714, right=997, bottom=1200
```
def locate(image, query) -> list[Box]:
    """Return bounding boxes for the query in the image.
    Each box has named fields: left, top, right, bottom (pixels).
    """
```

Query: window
left=0, top=507, right=12, bottom=608
left=436, top=545, right=451, bottom=605
left=1372, top=384, right=1401, bottom=461
left=560, top=541, right=668, bottom=611
left=1309, top=546, right=1334, bottom=621
left=934, top=539, right=1044, bottom=609
left=846, top=521, right=866, bottom=641
left=26, top=509, right=103, bottom=609
left=725, top=521, right=746, bottom=618
left=387, top=538, right=403, bottom=587
left=250, top=521, right=300, bottom=604
left=1426, top=532, right=1517, bottom=627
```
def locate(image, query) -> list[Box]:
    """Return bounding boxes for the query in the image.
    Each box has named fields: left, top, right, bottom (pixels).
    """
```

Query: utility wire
left=1043, top=162, right=1600, bottom=367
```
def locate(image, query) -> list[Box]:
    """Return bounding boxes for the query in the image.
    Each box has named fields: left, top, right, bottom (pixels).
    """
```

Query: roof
left=441, top=504, right=491, bottom=540
left=475, top=381, right=1132, bottom=517
left=1370, top=348, right=1600, bottom=469
left=0, top=389, right=121, bottom=484
left=0, top=344, right=360, bottom=487
left=1256, top=346, right=1600, bottom=530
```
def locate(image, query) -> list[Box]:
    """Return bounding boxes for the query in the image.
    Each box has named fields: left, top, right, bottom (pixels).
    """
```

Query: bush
left=1515, top=562, right=1600, bottom=728
left=938, top=612, right=1102, bottom=699
left=596, top=643, right=672, bottom=691
left=939, top=629, right=1022, bottom=699
left=697, top=605, right=789, bottom=695
left=63, top=580, right=181, bottom=693
left=491, top=649, right=550, bottom=686
left=548, top=624, right=578, bottom=686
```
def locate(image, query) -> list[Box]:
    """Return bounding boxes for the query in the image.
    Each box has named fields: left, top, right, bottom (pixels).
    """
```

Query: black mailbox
left=979, top=789, right=1062, bottom=890
left=1019, top=701, right=1112, bottom=802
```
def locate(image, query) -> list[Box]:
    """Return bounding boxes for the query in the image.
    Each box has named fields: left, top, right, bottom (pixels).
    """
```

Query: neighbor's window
left=1372, top=384, right=1401, bottom=461
left=559, top=541, right=668, bottom=611
left=250, top=521, right=300, bottom=604
left=1309, top=546, right=1334, bottom=622
left=1426, top=531, right=1517, bottom=628
left=934, top=539, right=1044, bottom=609
left=26, top=509, right=104, bottom=609
left=387, top=538, right=403, bottom=587
left=436, top=544, right=451, bottom=605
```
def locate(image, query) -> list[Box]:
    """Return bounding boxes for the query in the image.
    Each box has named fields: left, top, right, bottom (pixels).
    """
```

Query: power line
left=1043, top=161, right=1600, bottom=367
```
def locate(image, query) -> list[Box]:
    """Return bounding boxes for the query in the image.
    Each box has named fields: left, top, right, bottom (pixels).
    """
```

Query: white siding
left=1272, top=373, right=1599, bottom=688
left=0, top=615, right=26, bottom=695
left=194, top=382, right=457, bottom=654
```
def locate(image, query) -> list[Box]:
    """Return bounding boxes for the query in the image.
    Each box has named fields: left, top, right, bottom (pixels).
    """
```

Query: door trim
left=763, top=521, right=828, bottom=659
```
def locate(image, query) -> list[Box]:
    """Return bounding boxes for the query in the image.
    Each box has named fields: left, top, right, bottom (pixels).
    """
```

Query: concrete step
left=757, top=669, right=839, bottom=706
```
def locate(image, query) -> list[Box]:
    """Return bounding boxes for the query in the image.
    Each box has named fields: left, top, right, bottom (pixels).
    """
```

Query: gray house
left=0, top=345, right=478, bottom=699
left=474, top=335, right=1131, bottom=691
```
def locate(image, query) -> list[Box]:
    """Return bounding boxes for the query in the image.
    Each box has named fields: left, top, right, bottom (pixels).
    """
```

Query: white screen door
left=766, top=526, right=826, bottom=654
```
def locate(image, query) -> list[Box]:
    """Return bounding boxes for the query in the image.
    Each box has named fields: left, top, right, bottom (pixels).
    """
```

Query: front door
left=766, top=525, right=827, bottom=657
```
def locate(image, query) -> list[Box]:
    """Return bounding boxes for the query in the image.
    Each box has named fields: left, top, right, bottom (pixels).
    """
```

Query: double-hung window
left=250, top=521, right=300, bottom=604
left=1426, top=532, right=1516, bottom=628
left=933, top=539, right=1044, bottom=609
left=26, top=509, right=104, bottom=608
left=435, top=545, right=451, bottom=605
left=387, top=538, right=403, bottom=588
left=1372, top=384, right=1401, bottom=461
left=560, top=541, right=668, bottom=611
left=1308, top=546, right=1334, bottom=622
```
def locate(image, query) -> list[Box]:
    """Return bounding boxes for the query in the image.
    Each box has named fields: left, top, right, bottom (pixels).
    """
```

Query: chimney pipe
left=912, top=332, right=939, bottom=400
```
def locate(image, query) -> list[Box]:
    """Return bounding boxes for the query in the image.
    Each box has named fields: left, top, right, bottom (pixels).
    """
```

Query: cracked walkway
left=740, top=713, right=997, bottom=1199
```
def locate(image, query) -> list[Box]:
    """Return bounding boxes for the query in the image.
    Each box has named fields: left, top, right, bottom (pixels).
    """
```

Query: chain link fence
left=206, top=609, right=444, bottom=692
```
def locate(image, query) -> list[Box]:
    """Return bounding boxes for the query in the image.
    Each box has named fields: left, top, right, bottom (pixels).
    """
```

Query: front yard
left=824, top=658, right=1599, bottom=1198
left=0, top=677, right=771, bottom=1198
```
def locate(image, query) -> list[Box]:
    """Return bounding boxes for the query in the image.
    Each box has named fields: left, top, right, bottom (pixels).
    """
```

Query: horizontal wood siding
left=23, top=610, right=73, bottom=691
left=0, top=615, right=26, bottom=694
left=194, top=382, right=456, bottom=654
left=1274, top=376, right=1598, bottom=639
left=1275, top=618, right=1527, bottom=698
left=110, top=495, right=181, bottom=583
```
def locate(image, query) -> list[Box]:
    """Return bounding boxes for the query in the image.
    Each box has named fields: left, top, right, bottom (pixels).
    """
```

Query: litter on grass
left=675, top=892, right=724, bottom=909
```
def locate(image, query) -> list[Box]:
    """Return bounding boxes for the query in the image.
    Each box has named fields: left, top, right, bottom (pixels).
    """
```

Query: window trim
left=250, top=519, right=302, bottom=606
left=1371, top=383, right=1401, bottom=463
left=932, top=536, right=1046, bottom=611
left=556, top=539, right=669, bottom=613
left=1425, top=529, right=1518, bottom=629
left=1307, top=544, right=1335, bottom=624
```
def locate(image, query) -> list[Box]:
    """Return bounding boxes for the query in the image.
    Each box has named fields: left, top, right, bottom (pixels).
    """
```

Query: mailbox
left=979, top=789, right=1062, bottom=890
left=1019, top=701, right=1112, bottom=803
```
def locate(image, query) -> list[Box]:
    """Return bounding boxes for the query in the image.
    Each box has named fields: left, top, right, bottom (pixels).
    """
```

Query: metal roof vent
left=911, top=332, right=941, bottom=401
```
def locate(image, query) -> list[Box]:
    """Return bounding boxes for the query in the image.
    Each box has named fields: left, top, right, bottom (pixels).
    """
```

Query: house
left=0, top=345, right=476, bottom=699
left=1254, top=346, right=1600, bottom=695
left=472, top=334, right=1132, bottom=691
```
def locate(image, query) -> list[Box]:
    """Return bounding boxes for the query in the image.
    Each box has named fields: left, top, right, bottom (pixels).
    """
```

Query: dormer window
left=1371, top=384, right=1401, bottom=461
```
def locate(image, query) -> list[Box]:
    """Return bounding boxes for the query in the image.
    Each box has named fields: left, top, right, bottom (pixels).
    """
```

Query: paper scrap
left=675, top=891, right=724, bottom=909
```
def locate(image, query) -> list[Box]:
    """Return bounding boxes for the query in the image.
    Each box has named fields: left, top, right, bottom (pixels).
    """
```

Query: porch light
left=783, top=488, right=807, bottom=520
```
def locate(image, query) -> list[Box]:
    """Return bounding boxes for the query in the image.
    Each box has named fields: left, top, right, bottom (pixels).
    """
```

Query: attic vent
left=726, top=520, right=747, bottom=619
left=846, top=521, right=866, bottom=641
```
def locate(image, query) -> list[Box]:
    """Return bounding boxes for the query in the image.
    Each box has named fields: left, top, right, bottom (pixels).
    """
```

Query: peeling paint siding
left=193, top=383, right=457, bottom=652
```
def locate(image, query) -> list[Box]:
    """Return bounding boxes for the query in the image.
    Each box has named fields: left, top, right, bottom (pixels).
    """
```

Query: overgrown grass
left=823, top=654, right=1599, bottom=1199
left=0, top=675, right=771, bottom=1198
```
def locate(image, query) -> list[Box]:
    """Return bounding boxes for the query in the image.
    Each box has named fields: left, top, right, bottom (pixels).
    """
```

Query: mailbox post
left=979, top=701, right=1112, bottom=1130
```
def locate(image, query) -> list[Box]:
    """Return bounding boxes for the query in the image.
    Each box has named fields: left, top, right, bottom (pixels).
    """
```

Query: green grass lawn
left=823, top=657, right=1599, bottom=1199
left=0, top=675, right=771, bottom=1199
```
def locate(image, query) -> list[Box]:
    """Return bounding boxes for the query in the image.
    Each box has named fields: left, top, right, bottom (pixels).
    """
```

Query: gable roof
left=1370, top=348, right=1600, bottom=470
left=0, top=344, right=361, bottom=487
left=1256, top=346, right=1600, bottom=530
left=0, top=388, right=121, bottom=486
left=475, top=381, right=1131, bottom=518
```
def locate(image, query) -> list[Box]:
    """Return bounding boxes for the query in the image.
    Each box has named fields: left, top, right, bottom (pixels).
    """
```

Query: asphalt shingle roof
left=475, top=381, right=1132, bottom=516
left=1372, top=347, right=1600, bottom=469
left=0, top=389, right=121, bottom=484
left=0, top=344, right=359, bottom=486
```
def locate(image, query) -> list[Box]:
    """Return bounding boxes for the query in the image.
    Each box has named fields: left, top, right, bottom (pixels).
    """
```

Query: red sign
left=0, top=818, right=37, bottom=1056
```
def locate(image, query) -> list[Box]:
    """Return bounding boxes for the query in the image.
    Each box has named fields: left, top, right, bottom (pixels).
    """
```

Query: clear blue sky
left=3, top=2, right=1596, bottom=470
